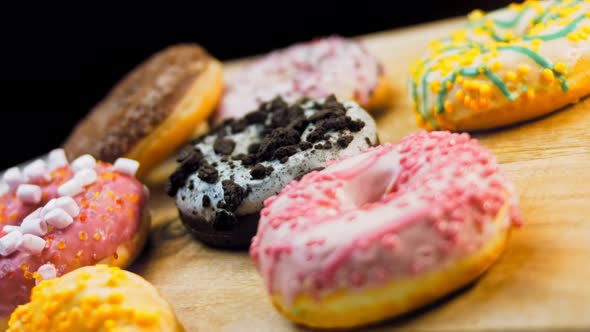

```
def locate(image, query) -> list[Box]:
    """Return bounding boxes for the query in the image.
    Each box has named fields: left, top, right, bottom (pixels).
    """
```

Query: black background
left=1, top=1, right=512, bottom=168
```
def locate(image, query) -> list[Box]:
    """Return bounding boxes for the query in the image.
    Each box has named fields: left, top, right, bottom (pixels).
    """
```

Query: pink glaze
left=215, top=36, right=382, bottom=123
left=0, top=162, right=147, bottom=318
left=250, top=131, right=522, bottom=304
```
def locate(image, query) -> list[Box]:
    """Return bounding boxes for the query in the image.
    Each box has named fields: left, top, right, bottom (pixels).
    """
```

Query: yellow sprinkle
left=479, top=84, right=492, bottom=97
left=491, top=61, right=502, bottom=72
left=469, top=99, right=479, bottom=111
left=526, top=89, right=536, bottom=99
left=444, top=101, right=454, bottom=113
left=455, top=90, right=465, bottom=101
left=479, top=98, right=489, bottom=109
left=464, top=95, right=472, bottom=106
left=107, top=293, right=124, bottom=305
left=430, top=80, right=442, bottom=93
left=554, top=62, right=567, bottom=74
left=134, top=311, right=159, bottom=327
left=468, top=9, right=485, bottom=21
left=505, top=71, right=518, bottom=82
left=505, top=31, right=515, bottom=41
left=456, top=75, right=464, bottom=84
left=541, top=68, right=555, bottom=82
left=445, top=81, right=453, bottom=90
left=518, top=64, right=530, bottom=75
left=568, top=32, right=580, bottom=42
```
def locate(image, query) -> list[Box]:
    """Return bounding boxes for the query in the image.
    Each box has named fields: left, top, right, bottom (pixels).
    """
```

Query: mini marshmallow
left=3, top=167, right=24, bottom=189
left=57, top=178, right=83, bottom=197
left=54, top=196, right=80, bottom=218
left=113, top=158, right=140, bottom=177
left=17, top=184, right=42, bottom=204
left=71, top=154, right=96, bottom=173
left=3, top=225, right=20, bottom=233
left=43, top=208, right=73, bottom=229
left=0, top=181, right=9, bottom=196
left=0, top=230, right=23, bottom=256
left=41, top=198, right=57, bottom=216
left=19, top=234, right=46, bottom=255
left=23, top=159, right=49, bottom=182
left=74, top=168, right=97, bottom=187
left=48, top=148, right=69, bottom=170
left=36, top=263, right=57, bottom=283
left=20, top=216, right=47, bottom=237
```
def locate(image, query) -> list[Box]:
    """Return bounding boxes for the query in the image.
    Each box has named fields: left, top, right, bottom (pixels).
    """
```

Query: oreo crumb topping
left=202, top=195, right=211, bottom=207
left=337, top=135, right=354, bottom=148
left=213, top=210, right=237, bottom=231
left=167, top=95, right=369, bottom=199
left=365, top=137, right=373, bottom=146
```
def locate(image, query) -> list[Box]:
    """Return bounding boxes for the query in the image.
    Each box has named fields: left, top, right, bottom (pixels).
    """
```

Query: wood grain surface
left=133, top=17, right=590, bottom=331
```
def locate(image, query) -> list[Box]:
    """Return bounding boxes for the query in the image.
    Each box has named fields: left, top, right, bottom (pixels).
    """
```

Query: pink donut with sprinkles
left=215, top=36, right=391, bottom=123
left=0, top=149, right=149, bottom=328
left=250, top=131, right=522, bottom=329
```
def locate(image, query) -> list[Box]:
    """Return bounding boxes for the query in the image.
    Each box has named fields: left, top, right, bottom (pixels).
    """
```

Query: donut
left=410, top=1, right=590, bottom=131
left=167, top=95, right=378, bottom=248
left=63, top=44, right=224, bottom=178
left=7, top=265, right=184, bottom=332
left=0, top=149, right=149, bottom=328
left=250, top=131, right=523, bottom=329
left=215, top=36, right=391, bottom=123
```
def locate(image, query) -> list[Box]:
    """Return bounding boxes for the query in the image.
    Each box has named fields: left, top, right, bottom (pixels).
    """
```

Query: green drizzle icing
left=524, top=13, right=587, bottom=41
left=498, top=46, right=569, bottom=91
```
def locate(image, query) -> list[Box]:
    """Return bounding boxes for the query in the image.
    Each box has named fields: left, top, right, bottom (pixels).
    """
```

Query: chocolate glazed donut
left=167, top=95, right=379, bottom=248
left=63, top=44, right=224, bottom=178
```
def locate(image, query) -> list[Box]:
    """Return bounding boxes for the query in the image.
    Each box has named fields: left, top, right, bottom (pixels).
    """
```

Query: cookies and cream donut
left=0, top=150, right=149, bottom=328
left=7, top=265, right=184, bottom=332
left=168, top=95, right=378, bottom=248
left=251, top=131, right=522, bottom=329
left=63, top=44, right=224, bottom=178
left=215, top=36, right=391, bottom=123
left=410, top=0, right=590, bottom=131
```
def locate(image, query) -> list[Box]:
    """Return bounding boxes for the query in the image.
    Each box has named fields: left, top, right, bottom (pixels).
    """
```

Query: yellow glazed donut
left=7, top=265, right=184, bottom=332
left=410, top=0, right=590, bottom=131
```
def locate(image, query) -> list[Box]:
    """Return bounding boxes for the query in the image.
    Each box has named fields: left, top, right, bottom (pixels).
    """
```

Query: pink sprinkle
left=381, top=233, right=398, bottom=251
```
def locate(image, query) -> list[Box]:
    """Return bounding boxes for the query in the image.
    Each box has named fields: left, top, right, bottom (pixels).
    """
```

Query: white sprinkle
left=3, top=167, right=24, bottom=189
left=57, top=178, right=83, bottom=197
left=3, top=225, right=20, bottom=233
left=48, top=148, right=69, bottom=170
left=16, top=184, right=42, bottom=204
left=23, top=159, right=49, bottom=182
left=0, top=182, right=9, bottom=196
left=113, top=158, right=140, bottom=177
left=20, top=215, right=47, bottom=237
left=43, top=208, right=73, bottom=229
left=74, top=168, right=97, bottom=187
left=54, top=197, right=80, bottom=218
left=71, top=154, right=96, bottom=173
left=0, top=230, right=23, bottom=256
left=36, top=263, right=57, bottom=283
left=19, top=234, right=46, bottom=255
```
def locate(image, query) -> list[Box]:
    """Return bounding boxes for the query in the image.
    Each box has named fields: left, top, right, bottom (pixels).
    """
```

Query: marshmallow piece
left=3, top=225, right=20, bottom=233
left=17, top=184, right=42, bottom=204
left=43, top=208, right=73, bottom=229
left=0, top=230, right=23, bottom=256
left=0, top=182, right=9, bottom=196
left=58, top=178, right=83, bottom=197
left=54, top=197, right=80, bottom=218
left=36, top=263, right=57, bottom=283
left=48, top=148, right=69, bottom=170
left=113, top=158, right=140, bottom=177
left=20, top=216, right=47, bottom=236
left=41, top=198, right=57, bottom=216
left=19, top=234, right=46, bottom=255
left=74, top=168, right=97, bottom=187
left=23, top=159, right=48, bottom=182
left=71, top=154, right=96, bottom=172
left=3, top=167, right=24, bottom=189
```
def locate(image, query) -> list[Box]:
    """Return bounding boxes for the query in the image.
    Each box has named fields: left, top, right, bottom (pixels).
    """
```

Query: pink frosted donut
left=250, top=131, right=522, bottom=329
left=215, top=36, right=390, bottom=123
left=0, top=150, right=149, bottom=327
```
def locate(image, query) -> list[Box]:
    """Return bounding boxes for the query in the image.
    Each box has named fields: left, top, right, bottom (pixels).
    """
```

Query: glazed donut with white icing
left=8, top=265, right=184, bottom=332
left=215, top=36, right=391, bottom=123
left=411, top=0, right=590, bottom=131
left=0, top=150, right=149, bottom=329
left=168, top=95, right=378, bottom=248
left=64, top=44, right=224, bottom=178
left=250, top=131, right=522, bottom=329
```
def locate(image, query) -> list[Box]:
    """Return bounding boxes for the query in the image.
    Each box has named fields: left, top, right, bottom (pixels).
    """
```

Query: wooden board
left=134, top=17, right=590, bottom=331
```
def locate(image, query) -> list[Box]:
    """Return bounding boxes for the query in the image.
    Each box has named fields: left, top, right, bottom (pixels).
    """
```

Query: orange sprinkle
left=93, top=233, right=101, bottom=241
left=76, top=250, right=84, bottom=259
left=94, top=192, right=100, bottom=199
left=115, top=197, right=123, bottom=205
left=79, top=231, right=88, bottom=241
left=107, top=207, right=113, bottom=213
left=23, top=271, right=34, bottom=280
left=20, top=263, right=29, bottom=271
left=102, top=215, right=108, bottom=221
left=89, top=203, right=97, bottom=210
left=9, top=213, right=17, bottom=221
left=129, top=194, right=139, bottom=203
left=79, top=214, right=87, bottom=222
left=57, top=241, right=67, bottom=250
